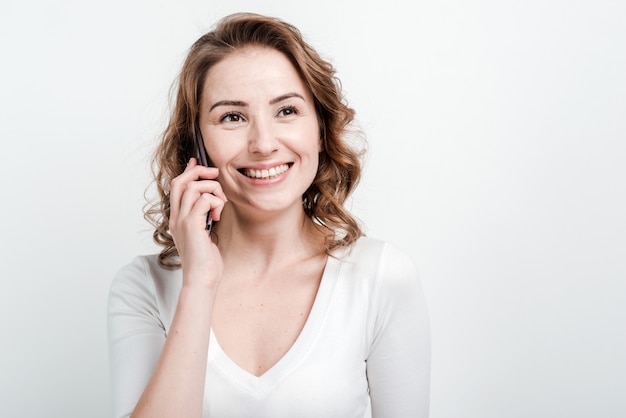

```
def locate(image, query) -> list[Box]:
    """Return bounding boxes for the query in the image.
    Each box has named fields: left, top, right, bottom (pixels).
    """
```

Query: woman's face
left=198, top=47, right=320, bottom=218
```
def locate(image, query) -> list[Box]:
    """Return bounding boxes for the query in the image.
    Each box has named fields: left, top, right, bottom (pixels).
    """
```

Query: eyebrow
left=208, top=92, right=305, bottom=112
left=209, top=100, right=247, bottom=112
left=269, top=92, right=305, bottom=105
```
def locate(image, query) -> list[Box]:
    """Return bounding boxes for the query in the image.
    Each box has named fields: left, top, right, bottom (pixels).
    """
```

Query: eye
left=220, top=112, right=244, bottom=123
left=277, top=105, right=298, bottom=117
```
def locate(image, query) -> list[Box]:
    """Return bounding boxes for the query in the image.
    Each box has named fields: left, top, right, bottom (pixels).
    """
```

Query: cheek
left=204, top=140, right=234, bottom=169
left=306, top=147, right=321, bottom=181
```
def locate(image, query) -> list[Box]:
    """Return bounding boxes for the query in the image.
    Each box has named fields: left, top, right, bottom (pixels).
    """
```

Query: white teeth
left=245, top=164, right=289, bottom=179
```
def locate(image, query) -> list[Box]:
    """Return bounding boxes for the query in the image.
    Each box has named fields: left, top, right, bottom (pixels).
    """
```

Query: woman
left=108, top=12, right=430, bottom=418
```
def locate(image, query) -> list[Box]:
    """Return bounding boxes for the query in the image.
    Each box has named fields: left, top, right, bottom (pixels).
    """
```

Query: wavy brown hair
left=145, top=12, right=365, bottom=268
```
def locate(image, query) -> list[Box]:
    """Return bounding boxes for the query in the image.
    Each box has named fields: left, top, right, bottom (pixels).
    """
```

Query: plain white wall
left=1, top=0, right=624, bottom=417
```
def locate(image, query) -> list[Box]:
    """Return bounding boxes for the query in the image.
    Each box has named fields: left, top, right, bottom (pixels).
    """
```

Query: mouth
left=238, top=163, right=292, bottom=179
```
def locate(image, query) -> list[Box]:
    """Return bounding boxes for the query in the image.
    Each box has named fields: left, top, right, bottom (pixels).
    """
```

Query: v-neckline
left=207, top=253, right=342, bottom=395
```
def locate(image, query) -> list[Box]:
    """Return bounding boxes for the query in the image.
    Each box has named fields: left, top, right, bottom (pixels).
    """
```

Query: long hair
left=145, top=12, right=365, bottom=268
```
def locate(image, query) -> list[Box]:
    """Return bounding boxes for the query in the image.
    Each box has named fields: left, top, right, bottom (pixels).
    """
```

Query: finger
left=186, top=175, right=228, bottom=202
left=186, top=193, right=226, bottom=228
left=169, top=158, right=197, bottom=223
left=181, top=160, right=220, bottom=182
left=170, top=159, right=221, bottom=222
left=171, top=166, right=222, bottom=214
left=178, top=180, right=227, bottom=219
left=171, top=162, right=220, bottom=199
left=209, top=196, right=227, bottom=221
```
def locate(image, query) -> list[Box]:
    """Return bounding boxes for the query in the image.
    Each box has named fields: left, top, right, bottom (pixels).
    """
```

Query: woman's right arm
left=108, top=159, right=227, bottom=418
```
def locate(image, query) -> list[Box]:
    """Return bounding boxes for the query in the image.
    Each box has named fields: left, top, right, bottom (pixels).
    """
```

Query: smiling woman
left=107, top=12, right=430, bottom=418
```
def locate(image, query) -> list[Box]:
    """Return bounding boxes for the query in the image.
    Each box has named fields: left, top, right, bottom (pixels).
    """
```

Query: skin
left=131, top=46, right=328, bottom=417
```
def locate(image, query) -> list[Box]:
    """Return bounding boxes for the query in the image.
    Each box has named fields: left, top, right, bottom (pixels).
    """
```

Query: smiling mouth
left=239, top=163, right=292, bottom=179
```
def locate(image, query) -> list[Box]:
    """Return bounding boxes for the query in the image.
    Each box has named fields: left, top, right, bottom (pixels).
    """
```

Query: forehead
left=202, top=47, right=310, bottom=101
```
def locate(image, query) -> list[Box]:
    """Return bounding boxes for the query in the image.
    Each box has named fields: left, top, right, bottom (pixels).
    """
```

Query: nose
left=248, top=117, right=279, bottom=155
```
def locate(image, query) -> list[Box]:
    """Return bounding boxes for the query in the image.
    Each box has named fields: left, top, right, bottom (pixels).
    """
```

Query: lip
left=239, top=161, right=292, bottom=170
left=237, top=162, right=293, bottom=184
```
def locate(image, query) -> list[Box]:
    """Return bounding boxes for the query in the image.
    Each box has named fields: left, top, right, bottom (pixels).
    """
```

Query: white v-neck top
left=107, top=237, right=430, bottom=418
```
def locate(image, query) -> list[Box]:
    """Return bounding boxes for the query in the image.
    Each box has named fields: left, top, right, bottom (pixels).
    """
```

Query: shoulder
left=339, top=236, right=420, bottom=284
left=332, top=237, right=422, bottom=310
left=109, top=254, right=179, bottom=294
left=108, top=254, right=182, bottom=330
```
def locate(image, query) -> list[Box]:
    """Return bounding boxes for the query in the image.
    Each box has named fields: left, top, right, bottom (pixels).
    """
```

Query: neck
left=213, top=203, right=326, bottom=269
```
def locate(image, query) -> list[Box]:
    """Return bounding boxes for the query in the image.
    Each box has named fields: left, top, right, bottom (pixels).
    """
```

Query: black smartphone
left=194, top=126, right=213, bottom=232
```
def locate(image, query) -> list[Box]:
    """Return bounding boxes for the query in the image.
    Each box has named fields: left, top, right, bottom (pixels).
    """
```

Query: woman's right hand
left=169, top=158, right=228, bottom=289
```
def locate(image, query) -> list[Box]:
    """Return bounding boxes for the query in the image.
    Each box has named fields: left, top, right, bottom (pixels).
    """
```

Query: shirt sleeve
left=107, top=257, right=166, bottom=418
left=366, top=243, right=431, bottom=418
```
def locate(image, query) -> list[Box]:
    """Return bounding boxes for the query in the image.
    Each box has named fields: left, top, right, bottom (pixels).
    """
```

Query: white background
left=1, top=0, right=624, bottom=417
